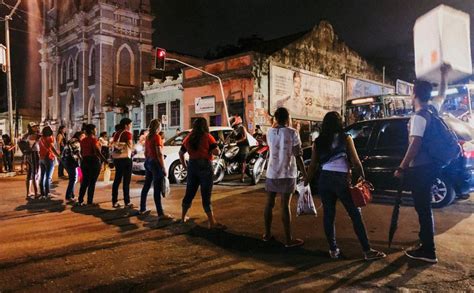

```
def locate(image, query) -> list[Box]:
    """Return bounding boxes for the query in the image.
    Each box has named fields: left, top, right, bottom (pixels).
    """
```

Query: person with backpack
left=62, top=131, right=84, bottom=202
left=77, top=124, right=107, bottom=206
left=305, top=111, right=386, bottom=260
left=38, top=126, right=61, bottom=199
left=394, top=78, right=459, bottom=263
left=139, top=119, right=173, bottom=220
left=21, top=122, right=41, bottom=198
left=111, top=118, right=134, bottom=208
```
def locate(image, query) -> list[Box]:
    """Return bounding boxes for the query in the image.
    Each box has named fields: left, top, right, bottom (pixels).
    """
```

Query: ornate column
left=39, top=60, right=49, bottom=123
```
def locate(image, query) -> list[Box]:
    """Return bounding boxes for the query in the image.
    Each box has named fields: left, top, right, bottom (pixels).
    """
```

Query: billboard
left=269, top=64, right=344, bottom=121
left=195, top=96, right=215, bottom=114
left=345, top=75, right=395, bottom=101
left=396, top=79, right=414, bottom=95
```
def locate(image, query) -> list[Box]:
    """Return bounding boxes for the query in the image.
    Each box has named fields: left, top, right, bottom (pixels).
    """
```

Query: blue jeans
left=182, top=159, right=213, bottom=213
left=64, top=160, right=78, bottom=199
left=318, top=170, right=371, bottom=252
left=407, top=164, right=439, bottom=252
left=112, top=158, right=132, bottom=205
left=39, top=158, right=55, bottom=197
left=140, top=159, right=165, bottom=215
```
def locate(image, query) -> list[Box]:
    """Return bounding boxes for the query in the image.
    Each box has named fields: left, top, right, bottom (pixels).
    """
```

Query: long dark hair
left=274, top=107, right=290, bottom=126
left=57, top=125, right=65, bottom=135
left=315, top=111, right=344, bottom=153
left=42, top=126, right=54, bottom=137
left=147, top=119, right=161, bottom=140
left=189, top=117, right=209, bottom=150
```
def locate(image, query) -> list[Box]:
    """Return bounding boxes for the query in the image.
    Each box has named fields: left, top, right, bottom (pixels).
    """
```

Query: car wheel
left=431, top=177, right=455, bottom=208
left=170, top=160, right=187, bottom=184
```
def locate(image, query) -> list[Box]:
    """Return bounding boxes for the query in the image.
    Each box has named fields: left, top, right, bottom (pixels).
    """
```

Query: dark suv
left=343, top=116, right=474, bottom=208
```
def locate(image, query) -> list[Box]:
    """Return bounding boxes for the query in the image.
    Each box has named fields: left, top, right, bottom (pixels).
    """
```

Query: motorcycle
left=212, top=133, right=269, bottom=185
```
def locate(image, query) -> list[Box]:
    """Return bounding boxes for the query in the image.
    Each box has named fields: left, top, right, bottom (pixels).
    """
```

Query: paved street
left=0, top=172, right=473, bottom=292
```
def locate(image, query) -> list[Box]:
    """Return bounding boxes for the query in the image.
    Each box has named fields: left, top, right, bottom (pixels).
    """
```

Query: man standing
left=231, top=115, right=249, bottom=183
left=394, top=79, right=443, bottom=263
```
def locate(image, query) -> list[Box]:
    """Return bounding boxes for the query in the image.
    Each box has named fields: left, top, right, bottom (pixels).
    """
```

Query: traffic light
left=154, top=47, right=166, bottom=70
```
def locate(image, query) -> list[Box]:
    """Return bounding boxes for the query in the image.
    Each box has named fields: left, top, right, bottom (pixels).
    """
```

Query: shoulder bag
left=111, top=131, right=131, bottom=159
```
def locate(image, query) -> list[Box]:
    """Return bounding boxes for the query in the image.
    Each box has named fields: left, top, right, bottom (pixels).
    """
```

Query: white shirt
left=266, top=127, right=301, bottom=179
left=321, top=135, right=350, bottom=173
left=409, top=114, right=427, bottom=137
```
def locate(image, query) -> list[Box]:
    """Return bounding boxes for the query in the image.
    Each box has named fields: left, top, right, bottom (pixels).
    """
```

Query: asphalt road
left=0, top=172, right=472, bottom=292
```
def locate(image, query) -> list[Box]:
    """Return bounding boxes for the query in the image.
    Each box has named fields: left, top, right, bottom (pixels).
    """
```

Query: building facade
left=182, top=21, right=391, bottom=145
left=141, top=75, right=184, bottom=139
left=38, top=0, right=154, bottom=135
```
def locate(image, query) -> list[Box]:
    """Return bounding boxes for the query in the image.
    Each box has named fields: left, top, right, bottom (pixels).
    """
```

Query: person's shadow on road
left=15, top=198, right=66, bottom=214
left=70, top=205, right=140, bottom=233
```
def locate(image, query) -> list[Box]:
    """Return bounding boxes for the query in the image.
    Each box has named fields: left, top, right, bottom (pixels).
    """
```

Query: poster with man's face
left=270, top=64, right=344, bottom=121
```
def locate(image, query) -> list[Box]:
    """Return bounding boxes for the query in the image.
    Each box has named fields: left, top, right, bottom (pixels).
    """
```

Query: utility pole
left=4, top=0, right=21, bottom=138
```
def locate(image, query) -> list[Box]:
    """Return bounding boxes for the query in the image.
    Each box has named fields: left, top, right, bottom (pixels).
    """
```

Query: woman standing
left=264, top=107, right=307, bottom=248
left=305, top=111, right=385, bottom=260
left=140, top=119, right=173, bottom=220
left=179, top=117, right=225, bottom=229
left=38, top=126, right=61, bottom=198
left=77, top=124, right=106, bottom=206
left=23, top=122, right=41, bottom=198
left=56, top=126, right=67, bottom=178
left=2, top=134, right=15, bottom=172
left=111, top=118, right=134, bottom=208
left=63, top=131, right=84, bottom=202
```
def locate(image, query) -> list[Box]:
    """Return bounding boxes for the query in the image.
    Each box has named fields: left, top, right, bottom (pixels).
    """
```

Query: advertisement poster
left=345, top=75, right=395, bottom=101
left=195, top=96, right=215, bottom=114
left=396, top=79, right=414, bottom=96
left=270, top=64, right=344, bottom=121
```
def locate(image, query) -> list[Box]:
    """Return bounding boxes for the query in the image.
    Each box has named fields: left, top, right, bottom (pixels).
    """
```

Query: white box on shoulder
left=414, top=5, right=472, bottom=83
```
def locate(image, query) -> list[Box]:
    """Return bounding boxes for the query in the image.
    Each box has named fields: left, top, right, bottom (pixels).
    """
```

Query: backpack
left=418, top=109, right=461, bottom=167
left=18, top=140, right=33, bottom=155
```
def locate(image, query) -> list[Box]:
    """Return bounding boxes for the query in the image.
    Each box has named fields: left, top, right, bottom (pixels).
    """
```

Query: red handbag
left=349, top=179, right=374, bottom=207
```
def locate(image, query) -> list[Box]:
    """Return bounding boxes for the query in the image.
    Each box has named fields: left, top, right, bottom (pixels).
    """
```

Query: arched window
left=89, top=47, right=96, bottom=77
left=68, top=56, right=74, bottom=82
left=74, top=53, right=79, bottom=81
left=61, top=61, right=67, bottom=84
left=116, top=44, right=135, bottom=85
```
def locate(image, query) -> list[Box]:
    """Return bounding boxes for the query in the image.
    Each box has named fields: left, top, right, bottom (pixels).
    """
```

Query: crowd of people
left=8, top=80, right=439, bottom=263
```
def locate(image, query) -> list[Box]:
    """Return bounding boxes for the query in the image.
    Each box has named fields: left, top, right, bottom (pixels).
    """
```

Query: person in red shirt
left=179, top=117, right=225, bottom=229
left=111, top=118, right=134, bottom=208
left=38, top=126, right=61, bottom=198
left=139, top=119, right=173, bottom=221
left=77, top=124, right=106, bottom=206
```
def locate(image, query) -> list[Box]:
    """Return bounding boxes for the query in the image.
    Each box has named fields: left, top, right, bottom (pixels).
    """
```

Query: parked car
left=303, top=115, right=474, bottom=208
left=132, top=127, right=233, bottom=183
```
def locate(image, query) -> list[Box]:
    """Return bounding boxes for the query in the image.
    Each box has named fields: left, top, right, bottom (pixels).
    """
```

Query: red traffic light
left=154, top=47, right=166, bottom=70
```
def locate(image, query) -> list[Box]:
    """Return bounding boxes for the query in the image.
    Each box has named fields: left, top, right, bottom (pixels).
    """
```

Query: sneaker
left=112, top=202, right=122, bottom=208
left=139, top=209, right=151, bottom=216
left=405, top=247, right=438, bottom=263
left=125, top=203, right=134, bottom=209
left=364, top=249, right=387, bottom=261
left=74, top=202, right=86, bottom=207
left=329, top=248, right=341, bottom=259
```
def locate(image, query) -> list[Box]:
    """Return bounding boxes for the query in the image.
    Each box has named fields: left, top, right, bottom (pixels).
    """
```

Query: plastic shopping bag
left=161, top=176, right=170, bottom=198
left=296, top=182, right=317, bottom=216
left=77, top=167, right=83, bottom=183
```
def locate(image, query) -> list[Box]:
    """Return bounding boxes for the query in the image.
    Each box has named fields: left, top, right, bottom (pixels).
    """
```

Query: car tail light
left=459, top=140, right=474, bottom=159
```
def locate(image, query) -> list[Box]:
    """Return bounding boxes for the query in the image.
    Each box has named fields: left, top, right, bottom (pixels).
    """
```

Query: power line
left=2, top=1, right=44, bottom=21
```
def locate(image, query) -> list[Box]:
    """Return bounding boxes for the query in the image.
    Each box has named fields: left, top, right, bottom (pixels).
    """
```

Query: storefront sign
left=270, top=63, right=344, bottom=121
left=345, top=75, right=395, bottom=101
left=396, top=79, right=414, bottom=95
left=195, top=96, right=215, bottom=114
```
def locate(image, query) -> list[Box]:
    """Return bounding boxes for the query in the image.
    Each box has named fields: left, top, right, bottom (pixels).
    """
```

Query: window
left=170, top=100, right=180, bottom=127
left=116, top=44, right=134, bottom=85
left=145, top=104, right=153, bottom=127
left=209, top=115, right=221, bottom=126
left=61, top=61, right=67, bottom=84
left=375, top=120, right=408, bottom=149
left=68, top=57, right=74, bottom=82
left=346, top=122, right=374, bottom=150
left=74, top=55, right=79, bottom=80
left=89, top=48, right=96, bottom=77
left=157, top=103, right=166, bottom=121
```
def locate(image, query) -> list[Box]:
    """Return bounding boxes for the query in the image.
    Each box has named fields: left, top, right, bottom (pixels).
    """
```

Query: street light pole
left=4, top=0, right=21, bottom=138
left=165, top=58, right=231, bottom=127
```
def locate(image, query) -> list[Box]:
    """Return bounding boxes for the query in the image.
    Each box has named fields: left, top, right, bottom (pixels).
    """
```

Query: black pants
left=58, top=146, right=66, bottom=177
left=3, top=150, right=13, bottom=172
left=318, top=170, right=371, bottom=252
left=78, top=156, right=101, bottom=204
left=112, top=158, right=132, bottom=205
left=406, top=164, right=439, bottom=252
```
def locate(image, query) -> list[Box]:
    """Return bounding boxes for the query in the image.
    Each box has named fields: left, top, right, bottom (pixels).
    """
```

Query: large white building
left=38, top=0, right=154, bottom=135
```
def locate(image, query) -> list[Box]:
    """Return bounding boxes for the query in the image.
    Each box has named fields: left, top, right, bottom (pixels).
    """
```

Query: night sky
left=1, top=0, right=474, bottom=112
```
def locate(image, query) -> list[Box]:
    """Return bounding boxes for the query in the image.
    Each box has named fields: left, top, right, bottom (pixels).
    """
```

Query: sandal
left=262, top=234, right=274, bottom=242
left=285, top=238, right=304, bottom=248
left=158, top=214, right=174, bottom=221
